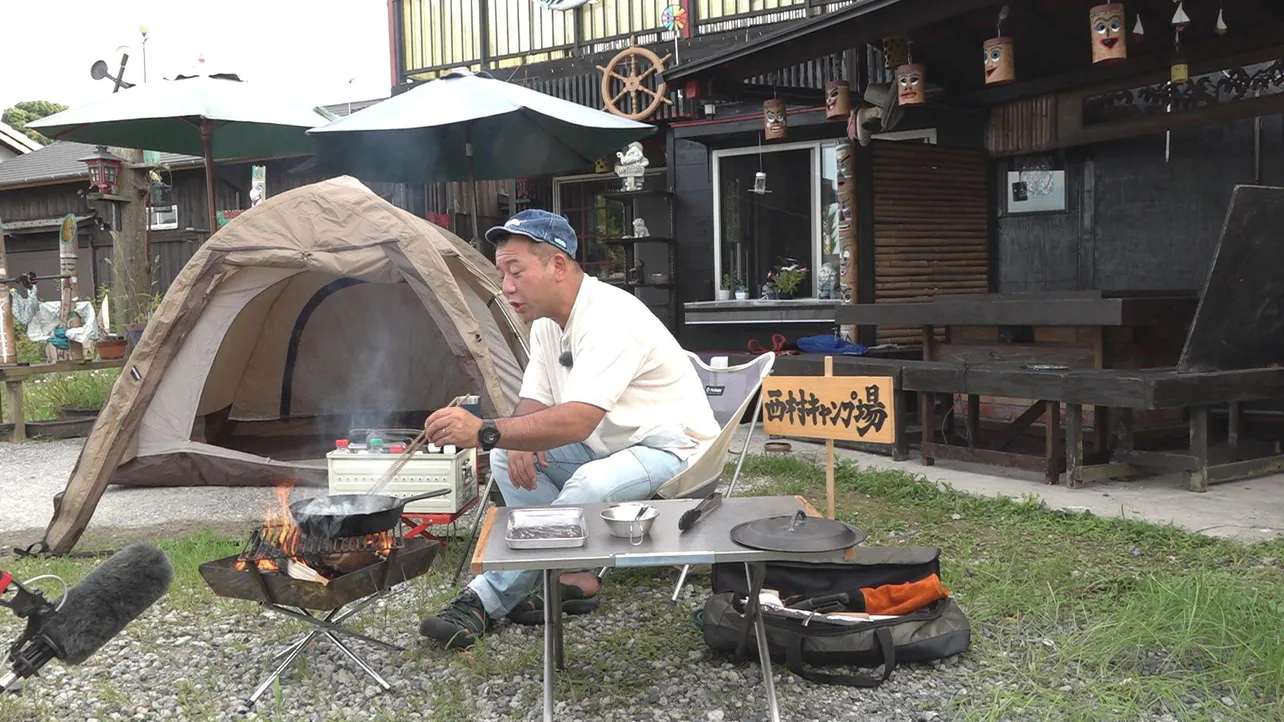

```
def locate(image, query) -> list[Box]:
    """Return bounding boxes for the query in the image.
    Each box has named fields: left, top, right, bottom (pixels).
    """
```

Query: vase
left=735, top=290, right=749, bottom=301
left=716, top=289, right=732, bottom=301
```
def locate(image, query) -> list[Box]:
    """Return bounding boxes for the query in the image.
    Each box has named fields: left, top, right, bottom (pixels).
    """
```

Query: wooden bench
left=902, top=362, right=1284, bottom=490
left=0, top=359, right=125, bottom=442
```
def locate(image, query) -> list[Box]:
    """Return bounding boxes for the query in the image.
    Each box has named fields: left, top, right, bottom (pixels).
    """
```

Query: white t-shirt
left=519, top=276, right=719, bottom=463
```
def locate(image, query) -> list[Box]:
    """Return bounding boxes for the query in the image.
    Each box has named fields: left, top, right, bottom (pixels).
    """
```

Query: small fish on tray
left=505, top=507, right=588, bottom=549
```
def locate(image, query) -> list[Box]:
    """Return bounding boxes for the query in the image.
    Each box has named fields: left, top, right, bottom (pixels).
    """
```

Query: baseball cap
left=484, top=209, right=578, bottom=257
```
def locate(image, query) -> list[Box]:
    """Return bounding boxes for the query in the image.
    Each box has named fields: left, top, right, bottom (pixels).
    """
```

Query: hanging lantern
left=753, top=171, right=768, bottom=195
left=825, top=80, right=851, bottom=120
left=1171, top=58, right=1189, bottom=83
left=78, top=145, right=125, bottom=196
left=763, top=99, right=787, bottom=140
left=1090, top=4, right=1127, bottom=64
left=1215, top=7, right=1227, bottom=35
left=983, top=37, right=1015, bottom=85
left=1132, top=13, right=1146, bottom=43
left=895, top=64, right=926, bottom=106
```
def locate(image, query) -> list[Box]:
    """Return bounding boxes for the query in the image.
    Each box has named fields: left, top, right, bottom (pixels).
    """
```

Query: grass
left=740, top=453, right=1284, bottom=722
left=2, top=454, right=1282, bottom=721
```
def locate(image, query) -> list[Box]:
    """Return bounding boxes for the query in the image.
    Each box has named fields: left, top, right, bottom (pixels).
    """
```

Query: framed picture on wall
left=1004, top=153, right=1067, bottom=215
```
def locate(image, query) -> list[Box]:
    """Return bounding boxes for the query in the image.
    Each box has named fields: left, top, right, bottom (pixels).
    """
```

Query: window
left=712, top=130, right=937, bottom=300
left=714, top=143, right=820, bottom=298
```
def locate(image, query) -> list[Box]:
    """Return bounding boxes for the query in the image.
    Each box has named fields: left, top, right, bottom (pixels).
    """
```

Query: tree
left=2, top=101, right=69, bottom=145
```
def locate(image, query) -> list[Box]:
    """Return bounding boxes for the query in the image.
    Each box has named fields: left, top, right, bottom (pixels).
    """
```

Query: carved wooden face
left=983, top=37, right=1015, bottom=85
left=825, top=81, right=850, bottom=120
left=1090, top=4, right=1127, bottom=63
left=896, top=64, right=926, bottom=106
left=764, top=100, right=787, bottom=140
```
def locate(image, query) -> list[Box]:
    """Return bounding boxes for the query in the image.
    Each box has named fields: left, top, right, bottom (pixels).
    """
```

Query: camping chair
left=452, top=351, right=776, bottom=588
left=649, top=351, right=776, bottom=602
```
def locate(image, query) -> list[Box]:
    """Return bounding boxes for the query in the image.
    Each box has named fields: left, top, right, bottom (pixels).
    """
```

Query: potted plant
left=717, top=274, right=733, bottom=301
left=734, top=279, right=749, bottom=301
left=771, top=261, right=809, bottom=300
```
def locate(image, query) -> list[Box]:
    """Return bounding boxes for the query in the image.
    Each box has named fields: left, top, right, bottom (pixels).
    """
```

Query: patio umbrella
left=29, top=73, right=337, bottom=234
left=307, top=68, right=657, bottom=246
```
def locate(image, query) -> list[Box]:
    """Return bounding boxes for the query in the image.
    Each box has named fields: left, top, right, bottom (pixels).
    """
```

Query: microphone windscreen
left=41, top=543, right=174, bottom=665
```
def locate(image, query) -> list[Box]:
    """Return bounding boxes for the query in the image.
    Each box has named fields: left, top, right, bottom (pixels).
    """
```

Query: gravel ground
left=0, top=564, right=977, bottom=722
left=0, top=439, right=328, bottom=548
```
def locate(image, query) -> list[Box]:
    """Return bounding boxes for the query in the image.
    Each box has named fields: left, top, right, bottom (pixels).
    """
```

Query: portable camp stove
left=199, top=526, right=439, bottom=705
left=328, top=427, right=482, bottom=544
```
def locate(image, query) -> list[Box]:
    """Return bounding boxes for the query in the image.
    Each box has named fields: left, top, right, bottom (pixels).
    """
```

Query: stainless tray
left=505, top=507, right=588, bottom=549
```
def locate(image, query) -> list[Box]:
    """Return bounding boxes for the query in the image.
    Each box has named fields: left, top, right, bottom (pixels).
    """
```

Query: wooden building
left=389, top=0, right=1284, bottom=355
left=389, top=0, right=1284, bottom=488
left=0, top=100, right=415, bottom=302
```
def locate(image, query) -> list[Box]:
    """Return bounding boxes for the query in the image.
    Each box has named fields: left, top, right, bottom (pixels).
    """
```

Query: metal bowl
left=600, top=503, right=660, bottom=545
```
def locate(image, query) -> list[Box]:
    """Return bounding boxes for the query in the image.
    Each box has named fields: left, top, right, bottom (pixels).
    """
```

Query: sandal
left=506, top=583, right=600, bottom=626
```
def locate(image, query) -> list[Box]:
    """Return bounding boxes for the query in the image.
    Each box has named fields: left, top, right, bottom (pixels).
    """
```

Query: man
left=418, top=209, right=719, bottom=649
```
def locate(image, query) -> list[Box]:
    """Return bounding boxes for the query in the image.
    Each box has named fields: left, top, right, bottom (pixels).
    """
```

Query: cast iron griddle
left=730, top=510, right=866, bottom=553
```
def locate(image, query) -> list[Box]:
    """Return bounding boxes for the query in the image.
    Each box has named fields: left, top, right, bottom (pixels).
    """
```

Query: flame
left=233, top=480, right=399, bottom=578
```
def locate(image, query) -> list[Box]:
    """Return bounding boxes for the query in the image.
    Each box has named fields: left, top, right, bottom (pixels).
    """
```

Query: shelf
left=601, top=236, right=675, bottom=245
left=600, top=189, right=674, bottom=201
left=606, top=280, right=674, bottom=289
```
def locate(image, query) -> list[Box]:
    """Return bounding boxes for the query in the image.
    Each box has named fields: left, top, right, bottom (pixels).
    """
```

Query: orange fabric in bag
left=860, top=574, right=950, bottom=615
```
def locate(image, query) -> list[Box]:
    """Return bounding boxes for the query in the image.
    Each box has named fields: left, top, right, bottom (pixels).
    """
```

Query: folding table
left=471, top=495, right=858, bottom=722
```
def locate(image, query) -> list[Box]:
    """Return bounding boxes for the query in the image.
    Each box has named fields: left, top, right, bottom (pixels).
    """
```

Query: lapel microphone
left=558, top=351, right=573, bottom=368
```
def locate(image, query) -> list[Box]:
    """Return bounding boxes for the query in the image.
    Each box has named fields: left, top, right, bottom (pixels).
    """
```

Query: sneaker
left=419, top=589, right=492, bottom=649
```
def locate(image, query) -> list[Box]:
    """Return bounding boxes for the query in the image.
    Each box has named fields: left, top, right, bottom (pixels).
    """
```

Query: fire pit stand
left=199, top=535, right=440, bottom=706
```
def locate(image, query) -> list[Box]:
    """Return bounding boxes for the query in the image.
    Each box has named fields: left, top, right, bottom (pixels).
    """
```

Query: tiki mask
left=983, top=37, right=1015, bottom=85
left=825, top=80, right=851, bottom=120
left=882, top=37, right=909, bottom=70
left=764, top=99, right=787, bottom=140
left=896, top=64, right=926, bottom=106
left=1090, top=4, right=1127, bottom=63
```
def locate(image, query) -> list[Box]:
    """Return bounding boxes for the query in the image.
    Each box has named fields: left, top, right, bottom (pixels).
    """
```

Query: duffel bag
left=698, top=546, right=971, bottom=687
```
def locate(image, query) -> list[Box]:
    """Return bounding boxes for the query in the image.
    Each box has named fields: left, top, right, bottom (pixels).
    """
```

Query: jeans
left=467, top=441, right=685, bottom=618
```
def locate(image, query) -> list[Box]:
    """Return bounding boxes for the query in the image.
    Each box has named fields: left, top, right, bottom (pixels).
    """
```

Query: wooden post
left=6, top=380, right=23, bottom=442
left=0, top=213, right=17, bottom=365
left=110, top=147, right=150, bottom=334
left=57, top=213, right=83, bottom=360
left=824, top=355, right=835, bottom=519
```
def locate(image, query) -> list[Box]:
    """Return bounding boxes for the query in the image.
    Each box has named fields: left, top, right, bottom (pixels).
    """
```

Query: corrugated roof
left=0, top=97, right=388, bottom=190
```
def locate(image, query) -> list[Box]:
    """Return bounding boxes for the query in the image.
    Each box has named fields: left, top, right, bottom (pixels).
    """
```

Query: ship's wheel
left=597, top=45, right=673, bottom=120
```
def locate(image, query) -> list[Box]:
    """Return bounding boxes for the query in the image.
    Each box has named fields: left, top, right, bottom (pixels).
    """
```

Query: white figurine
left=631, top=217, right=650, bottom=238
left=614, top=141, right=649, bottom=192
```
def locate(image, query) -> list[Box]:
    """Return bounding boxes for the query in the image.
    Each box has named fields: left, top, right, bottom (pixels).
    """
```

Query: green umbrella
left=30, top=74, right=338, bottom=232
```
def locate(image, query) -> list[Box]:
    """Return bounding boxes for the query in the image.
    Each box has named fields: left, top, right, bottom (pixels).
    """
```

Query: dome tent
left=40, top=176, right=527, bottom=554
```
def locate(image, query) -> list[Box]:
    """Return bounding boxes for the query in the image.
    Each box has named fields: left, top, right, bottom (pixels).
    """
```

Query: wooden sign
left=762, top=356, right=896, bottom=519
left=762, top=375, right=896, bottom=445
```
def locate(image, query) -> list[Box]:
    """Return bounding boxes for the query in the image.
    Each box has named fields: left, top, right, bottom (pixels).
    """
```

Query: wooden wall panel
left=987, top=95, right=1058, bottom=156
left=871, top=143, right=989, bottom=344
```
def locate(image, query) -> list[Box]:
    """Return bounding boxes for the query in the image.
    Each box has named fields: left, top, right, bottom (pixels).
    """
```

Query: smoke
left=287, top=278, right=472, bottom=432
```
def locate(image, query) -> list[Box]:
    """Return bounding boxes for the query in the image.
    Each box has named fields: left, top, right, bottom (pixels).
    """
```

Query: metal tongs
left=678, top=492, right=723, bottom=532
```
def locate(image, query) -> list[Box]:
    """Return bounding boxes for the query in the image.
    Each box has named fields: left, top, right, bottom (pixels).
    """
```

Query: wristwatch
left=477, top=420, right=501, bottom=451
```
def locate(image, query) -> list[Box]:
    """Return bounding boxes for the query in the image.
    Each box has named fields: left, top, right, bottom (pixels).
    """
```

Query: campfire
left=198, top=483, right=442, bottom=708
left=233, top=485, right=402, bottom=585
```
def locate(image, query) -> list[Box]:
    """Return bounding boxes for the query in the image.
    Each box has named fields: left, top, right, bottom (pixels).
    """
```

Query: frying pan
left=289, top=489, right=449, bottom=539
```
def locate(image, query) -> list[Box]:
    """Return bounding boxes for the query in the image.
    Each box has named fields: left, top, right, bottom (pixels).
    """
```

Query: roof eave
left=664, top=0, right=994, bottom=88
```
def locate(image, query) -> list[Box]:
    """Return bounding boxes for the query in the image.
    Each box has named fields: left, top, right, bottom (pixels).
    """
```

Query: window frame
left=711, top=129, right=938, bottom=300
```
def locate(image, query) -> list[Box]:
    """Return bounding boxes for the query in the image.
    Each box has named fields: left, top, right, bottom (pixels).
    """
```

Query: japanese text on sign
left=761, top=376, right=897, bottom=444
